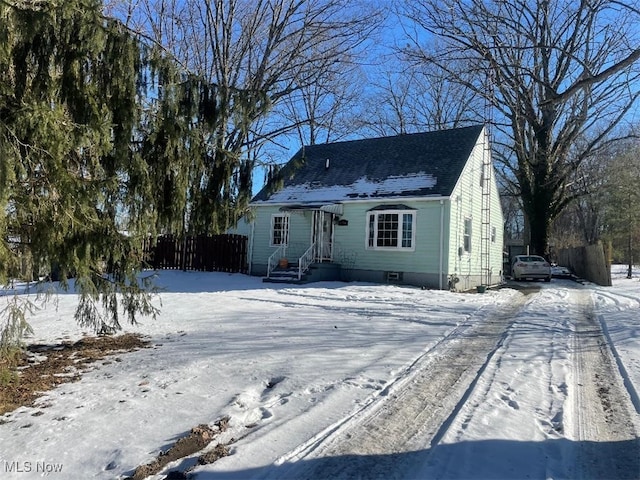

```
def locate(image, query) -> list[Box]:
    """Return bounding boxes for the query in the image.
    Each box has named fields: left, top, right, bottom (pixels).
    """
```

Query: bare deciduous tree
left=106, top=0, right=382, bottom=231
left=549, top=145, right=614, bottom=249
left=362, top=70, right=418, bottom=137
left=601, top=142, right=640, bottom=277
left=400, top=0, right=640, bottom=256
left=276, top=63, right=367, bottom=146
left=358, top=56, right=484, bottom=138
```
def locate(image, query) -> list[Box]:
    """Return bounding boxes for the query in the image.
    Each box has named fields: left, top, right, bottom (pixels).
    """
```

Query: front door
left=312, top=210, right=333, bottom=262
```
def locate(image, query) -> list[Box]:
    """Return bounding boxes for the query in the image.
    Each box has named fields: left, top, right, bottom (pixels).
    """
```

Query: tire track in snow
left=268, top=290, right=529, bottom=480
left=570, top=289, right=640, bottom=480
left=592, top=287, right=640, bottom=413
left=597, top=314, right=640, bottom=415
left=593, top=288, right=640, bottom=310
left=424, top=287, right=598, bottom=480
left=433, top=288, right=571, bottom=443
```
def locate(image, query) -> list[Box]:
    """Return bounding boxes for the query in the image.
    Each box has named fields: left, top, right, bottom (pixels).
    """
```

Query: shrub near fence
left=144, top=234, right=248, bottom=273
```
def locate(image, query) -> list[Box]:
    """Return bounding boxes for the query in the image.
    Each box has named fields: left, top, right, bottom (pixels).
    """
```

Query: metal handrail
left=267, top=244, right=286, bottom=278
left=298, top=242, right=316, bottom=280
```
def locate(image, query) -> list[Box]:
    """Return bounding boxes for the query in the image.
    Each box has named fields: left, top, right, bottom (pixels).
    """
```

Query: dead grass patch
left=127, top=417, right=231, bottom=480
left=0, top=333, right=151, bottom=415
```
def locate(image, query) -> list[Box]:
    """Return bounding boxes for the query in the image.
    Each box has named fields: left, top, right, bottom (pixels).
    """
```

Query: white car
left=512, top=255, right=551, bottom=282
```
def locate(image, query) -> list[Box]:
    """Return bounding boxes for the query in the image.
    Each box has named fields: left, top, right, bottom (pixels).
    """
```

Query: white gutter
left=250, top=195, right=451, bottom=208
left=439, top=199, right=444, bottom=290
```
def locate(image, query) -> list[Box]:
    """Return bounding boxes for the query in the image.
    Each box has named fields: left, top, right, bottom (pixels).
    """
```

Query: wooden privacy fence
left=144, top=234, right=248, bottom=273
left=556, top=241, right=611, bottom=286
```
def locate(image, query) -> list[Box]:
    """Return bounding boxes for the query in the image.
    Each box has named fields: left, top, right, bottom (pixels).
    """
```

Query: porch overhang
left=279, top=203, right=344, bottom=216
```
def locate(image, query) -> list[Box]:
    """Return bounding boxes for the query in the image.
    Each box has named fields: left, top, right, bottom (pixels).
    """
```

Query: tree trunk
left=522, top=184, right=553, bottom=258
left=528, top=209, right=550, bottom=257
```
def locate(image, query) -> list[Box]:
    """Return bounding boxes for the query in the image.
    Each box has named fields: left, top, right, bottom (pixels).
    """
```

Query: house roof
left=251, top=124, right=484, bottom=205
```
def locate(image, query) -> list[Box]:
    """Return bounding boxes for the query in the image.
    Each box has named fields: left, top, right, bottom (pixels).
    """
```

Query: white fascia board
left=250, top=195, right=451, bottom=208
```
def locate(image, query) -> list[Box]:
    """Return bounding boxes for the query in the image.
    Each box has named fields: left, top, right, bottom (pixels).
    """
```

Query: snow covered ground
left=1, top=266, right=639, bottom=479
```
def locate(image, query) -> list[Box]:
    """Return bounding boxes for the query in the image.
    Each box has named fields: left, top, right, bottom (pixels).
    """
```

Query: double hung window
left=271, top=214, right=289, bottom=246
left=463, top=218, right=472, bottom=252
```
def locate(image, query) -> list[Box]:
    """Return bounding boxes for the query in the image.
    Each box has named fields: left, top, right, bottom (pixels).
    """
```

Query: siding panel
left=334, top=200, right=445, bottom=273
left=447, top=128, right=503, bottom=289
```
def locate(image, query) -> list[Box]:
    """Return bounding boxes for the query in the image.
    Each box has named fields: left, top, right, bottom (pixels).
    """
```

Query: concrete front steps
left=263, top=262, right=341, bottom=285
left=263, top=265, right=306, bottom=284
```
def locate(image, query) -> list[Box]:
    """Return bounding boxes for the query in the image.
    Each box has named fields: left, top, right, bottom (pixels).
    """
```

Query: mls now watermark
left=3, top=460, right=64, bottom=476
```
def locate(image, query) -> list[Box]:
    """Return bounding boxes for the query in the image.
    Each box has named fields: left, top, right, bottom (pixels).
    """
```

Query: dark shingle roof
left=252, top=124, right=484, bottom=204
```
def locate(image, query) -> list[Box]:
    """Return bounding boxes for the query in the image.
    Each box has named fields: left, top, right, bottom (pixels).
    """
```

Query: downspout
left=439, top=199, right=444, bottom=290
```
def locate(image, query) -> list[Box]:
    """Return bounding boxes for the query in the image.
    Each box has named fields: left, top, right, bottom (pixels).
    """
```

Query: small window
left=402, top=213, right=413, bottom=248
left=366, top=210, right=415, bottom=251
left=368, top=213, right=375, bottom=247
left=491, top=226, right=496, bottom=243
left=463, top=218, right=472, bottom=252
left=271, top=214, right=289, bottom=246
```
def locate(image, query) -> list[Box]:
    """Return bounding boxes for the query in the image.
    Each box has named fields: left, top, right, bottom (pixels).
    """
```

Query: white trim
left=311, top=210, right=335, bottom=261
left=463, top=217, right=472, bottom=253
left=270, top=213, right=290, bottom=247
left=365, top=209, right=416, bottom=252
left=251, top=195, right=451, bottom=208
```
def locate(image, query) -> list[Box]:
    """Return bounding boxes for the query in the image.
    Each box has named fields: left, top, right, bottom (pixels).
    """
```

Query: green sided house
left=244, top=124, right=504, bottom=291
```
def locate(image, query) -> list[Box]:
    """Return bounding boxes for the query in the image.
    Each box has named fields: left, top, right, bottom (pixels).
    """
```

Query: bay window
left=366, top=208, right=415, bottom=250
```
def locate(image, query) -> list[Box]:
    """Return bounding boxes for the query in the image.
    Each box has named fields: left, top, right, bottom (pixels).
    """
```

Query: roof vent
left=325, top=158, right=330, bottom=169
